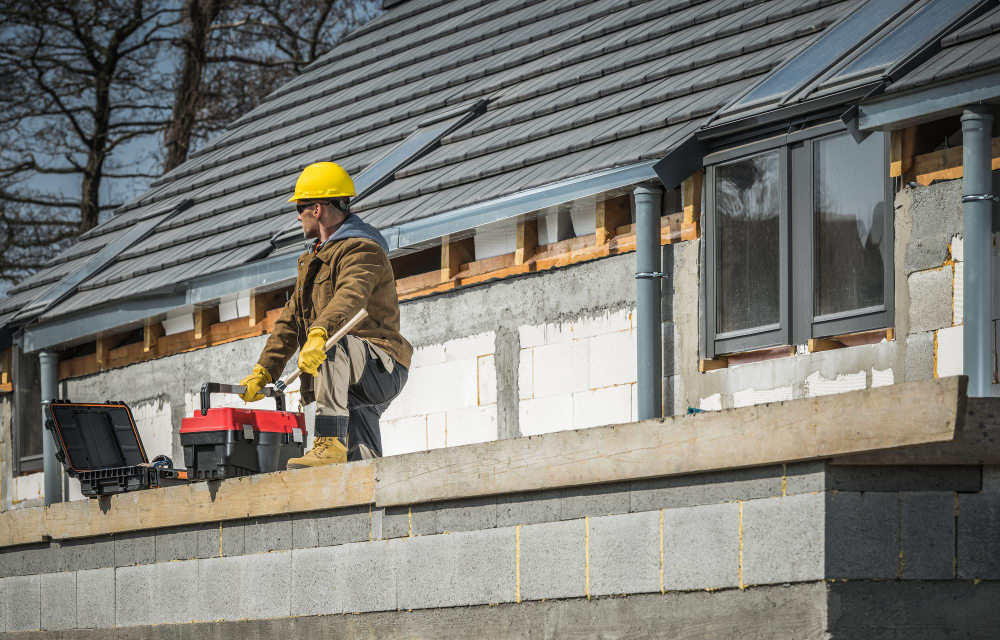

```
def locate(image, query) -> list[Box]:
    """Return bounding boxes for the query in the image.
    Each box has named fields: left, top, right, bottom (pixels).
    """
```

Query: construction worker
left=238, top=162, right=412, bottom=467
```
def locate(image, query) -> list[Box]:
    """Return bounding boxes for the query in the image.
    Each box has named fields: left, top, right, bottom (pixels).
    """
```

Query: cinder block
left=292, top=505, right=371, bottom=549
left=115, top=531, right=155, bottom=566
left=154, top=559, right=199, bottom=624
left=240, top=551, right=291, bottom=619
left=518, top=394, right=574, bottom=436
left=631, top=465, right=783, bottom=512
left=0, top=576, right=6, bottom=633
left=958, top=493, right=1000, bottom=579
left=197, top=520, right=245, bottom=558
left=572, top=386, right=631, bottom=430
left=60, top=536, right=114, bottom=572
left=588, top=511, right=660, bottom=597
left=901, top=492, right=956, bottom=579
left=784, top=461, right=981, bottom=495
left=663, top=502, right=739, bottom=590
left=155, top=525, right=200, bottom=562
left=40, top=572, right=76, bottom=631
left=532, top=340, right=589, bottom=398
left=371, top=508, right=384, bottom=541
left=291, top=547, right=338, bottom=617
left=742, top=493, right=824, bottom=586
left=1, top=542, right=59, bottom=578
left=6, top=574, right=40, bottom=632
left=561, top=482, right=630, bottom=520
left=519, top=520, right=586, bottom=601
left=588, top=331, right=636, bottom=389
left=336, top=539, right=400, bottom=613
left=396, top=528, right=516, bottom=610
left=382, top=506, right=410, bottom=539
left=905, top=332, right=935, bottom=382
left=76, top=568, right=114, bottom=629
left=445, top=404, right=498, bottom=447
left=478, top=354, right=498, bottom=405
left=410, top=497, right=497, bottom=536
left=983, top=466, right=1000, bottom=492
left=497, top=489, right=562, bottom=527
left=115, top=564, right=154, bottom=627
left=826, top=492, right=899, bottom=579
left=244, top=515, right=293, bottom=554
left=908, top=265, right=954, bottom=333
left=197, top=556, right=241, bottom=621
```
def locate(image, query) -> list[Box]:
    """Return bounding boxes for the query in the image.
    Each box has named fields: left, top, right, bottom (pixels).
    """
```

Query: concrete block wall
left=0, top=461, right=994, bottom=633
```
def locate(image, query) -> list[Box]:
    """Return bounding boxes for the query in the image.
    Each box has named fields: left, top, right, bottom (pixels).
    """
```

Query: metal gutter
left=856, top=69, right=1000, bottom=130
left=20, top=160, right=660, bottom=352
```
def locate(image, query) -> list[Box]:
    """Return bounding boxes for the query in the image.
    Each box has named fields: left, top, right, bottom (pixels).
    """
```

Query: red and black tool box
left=180, top=383, right=305, bottom=480
left=44, top=400, right=188, bottom=497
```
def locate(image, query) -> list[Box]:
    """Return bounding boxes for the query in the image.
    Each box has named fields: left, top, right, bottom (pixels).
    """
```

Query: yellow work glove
left=239, top=364, right=272, bottom=402
left=298, top=327, right=329, bottom=376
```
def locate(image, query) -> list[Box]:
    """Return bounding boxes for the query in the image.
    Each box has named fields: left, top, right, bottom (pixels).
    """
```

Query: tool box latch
left=292, top=427, right=304, bottom=443
left=242, top=424, right=255, bottom=440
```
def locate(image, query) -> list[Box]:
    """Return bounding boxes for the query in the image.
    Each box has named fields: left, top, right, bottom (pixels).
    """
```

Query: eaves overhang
left=856, top=69, right=1000, bottom=131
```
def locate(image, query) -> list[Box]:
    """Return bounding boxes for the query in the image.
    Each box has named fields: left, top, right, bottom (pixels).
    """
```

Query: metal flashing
left=857, top=69, right=1000, bottom=130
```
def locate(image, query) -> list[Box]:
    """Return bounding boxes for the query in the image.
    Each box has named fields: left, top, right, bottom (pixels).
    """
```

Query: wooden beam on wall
left=1, top=348, right=11, bottom=385
left=912, top=136, right=1000, bottom=186
left=440, top=234, right=475, bottom=282
left=514, top=218, right=538, bottom=265
left=95, top=336, right=113, bottom=370
left=143, top=319, right=165, bottom=354
left=890, top=127, right=918, bottom=181
left=250, top=288, right=286, bottom=326
left=194, top=306, right=220, bottom=340
left=595, top=195, right=631, bottom=246
left=681, top=170, right=704, bottom=241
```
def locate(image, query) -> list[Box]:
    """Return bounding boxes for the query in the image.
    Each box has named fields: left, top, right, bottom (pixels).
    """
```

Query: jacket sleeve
left=311, top=239, right=384, bottom=337
left=256, top=292, right=300, bottom=382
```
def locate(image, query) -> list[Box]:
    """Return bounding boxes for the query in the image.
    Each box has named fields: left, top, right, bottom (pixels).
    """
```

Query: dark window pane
left=13, top=347, right=43, bottom=463
left=716, top=151, right=781, bottom=335
left=814, top=133, right=885, bottom=317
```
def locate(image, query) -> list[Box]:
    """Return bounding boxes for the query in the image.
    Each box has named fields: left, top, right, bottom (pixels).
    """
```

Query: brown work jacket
left=257, top=236, right=413, bottom=405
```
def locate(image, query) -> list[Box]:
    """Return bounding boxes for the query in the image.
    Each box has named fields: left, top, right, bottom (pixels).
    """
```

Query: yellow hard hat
left=287, top=162, right=357, bottom=202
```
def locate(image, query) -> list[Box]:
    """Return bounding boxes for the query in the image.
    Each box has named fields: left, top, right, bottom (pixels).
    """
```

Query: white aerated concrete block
left=571, top=308, right=633, bottom=340
left=478, top=354, right=497, bottom=405
left=409, top=343, right=446, bottom=368
left=588, top=331, right=637, bottom=389
left=162, top=312, right=194, bottom=336
left=519, top=395, right=574, bottom=436
left=954, top=260, right=963, bottom=326
left=936, top=325, right=963, bottom=378
left=13, top=472, right=43, bottom=504
left=446, top=405, right=498, bottom=447
left=804, top=370, right=866, bottom=397
left=518, top=349, right=534, bottom=400
left=951, top=234, right=964, bottom=261
left=474, top=222, right=517, bottom=260
left=381, top=415, right=427, bottom=457
left=444, top=332, right=495, bottom=361
left=406, top=358, right=478, bottom=415
left=572, top=386, right=631, bottom=430
left=630, top=383, right=639, bottom=422
left=700, top=394, right=722, bottom=411
left=519, top=321, right=572, bottom=348
left=131, top=399, right=172, bottom=468
left=732, top=386, right=793, bottom=408
left=427, top=412, right=446, bottom=449
left=872, top=367, right=894, bottom=387
left=532, top=340, right=589, bottom=398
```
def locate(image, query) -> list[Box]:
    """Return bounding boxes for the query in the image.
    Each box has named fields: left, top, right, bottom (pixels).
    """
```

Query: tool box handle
left=200, top=382, right=286, bottom=415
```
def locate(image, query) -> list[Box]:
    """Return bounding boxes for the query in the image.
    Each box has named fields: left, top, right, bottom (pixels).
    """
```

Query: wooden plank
left=808, top=338, right=844, bottom=353
left=250, top=288, right=286, bottom=327
left=833, top=396, right=1000, bottom=465
left=95, top=337, right=112, bottom=370
left=682, top=170, right=704, bottom=227
left=1, top=347, right=11, bottom=385
left=143, top=319, right=165, bottom=354
left=0, top=382, right=12, bottom=394
left=890, top=127, right=917, bottom=180
left=373, top=377, right=967, bottom=507
left=514, top=218, right=538, bottom=266
left=596, top=195, right=630, bottom=246
left=194, top=306, right=219, bottom=340
left=440, top=235, right=475, bottom=282
left=2, top=461, right=376, bottom=547
left=698, top=357, right=728, bottom=372
left=913, top=136, right=1000, bottom=186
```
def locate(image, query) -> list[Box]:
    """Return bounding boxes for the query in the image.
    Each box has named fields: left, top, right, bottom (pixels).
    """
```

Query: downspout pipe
left=961, top=107, right=995, bottom=397
left=39, top=350, right=61, bottom=504
left=634, top=183, right=664, bottom=420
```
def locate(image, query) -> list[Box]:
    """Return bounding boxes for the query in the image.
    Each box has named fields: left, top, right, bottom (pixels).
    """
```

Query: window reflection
left=716, top=151, right=780, bottom=334
left=814, top=133, right=885, bottom=317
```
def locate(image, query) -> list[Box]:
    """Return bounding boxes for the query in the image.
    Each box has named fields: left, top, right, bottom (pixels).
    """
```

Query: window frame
left=11, top=346, right=44, bottom=475
left=702, top=121, right=893, bottom=359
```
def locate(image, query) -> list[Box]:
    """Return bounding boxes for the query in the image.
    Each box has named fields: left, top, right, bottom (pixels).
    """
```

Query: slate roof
left=1, top=0, right=864, bottom=330
left=889, top=3, right=1000, bottom=94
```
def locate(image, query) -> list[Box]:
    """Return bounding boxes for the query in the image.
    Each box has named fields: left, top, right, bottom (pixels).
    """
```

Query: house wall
left=1, top=174, right=989, bottom=508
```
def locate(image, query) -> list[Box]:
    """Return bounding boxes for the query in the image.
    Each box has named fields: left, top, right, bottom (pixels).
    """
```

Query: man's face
left=296, top=200, right=324, bottom=239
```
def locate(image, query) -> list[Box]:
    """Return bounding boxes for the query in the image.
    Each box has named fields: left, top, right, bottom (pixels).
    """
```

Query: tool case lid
left=46, top=402, right=147, bottom=473
left=180, top=407, right=305, bottom=434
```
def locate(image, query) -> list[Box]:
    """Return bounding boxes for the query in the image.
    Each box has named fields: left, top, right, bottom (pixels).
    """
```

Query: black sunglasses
left=296, top=200, right=332, bottom=214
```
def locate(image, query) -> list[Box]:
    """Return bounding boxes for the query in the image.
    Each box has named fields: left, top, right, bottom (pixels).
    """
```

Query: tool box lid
left=180, top=407, right=305, bottom=434
left=45, top=402, right=147, bottom=473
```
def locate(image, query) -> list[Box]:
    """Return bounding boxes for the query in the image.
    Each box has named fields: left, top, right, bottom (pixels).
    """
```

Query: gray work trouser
left=313, top=335, right=408, bottom=460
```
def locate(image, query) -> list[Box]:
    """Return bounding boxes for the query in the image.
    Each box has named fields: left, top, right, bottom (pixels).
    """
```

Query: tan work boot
left=286, top=436, right=348, bottom=469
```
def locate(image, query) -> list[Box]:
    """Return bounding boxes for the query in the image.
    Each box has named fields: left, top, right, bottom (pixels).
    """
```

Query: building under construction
left=2, top=0, right=1000, bottom=636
